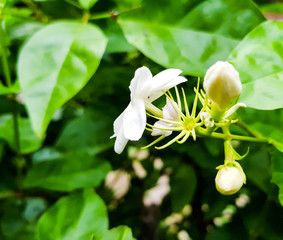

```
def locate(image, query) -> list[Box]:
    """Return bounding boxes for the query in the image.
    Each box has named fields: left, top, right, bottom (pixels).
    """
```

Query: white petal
left=224, top=103, right=247, bottom=119
left=151, top=121, right=173, bottom=136
left=129, top=66, right=152, bottom=96
left=163, top=98, right=179, bottom=120
left=111, top=107, right=129, bottom=154
left=111, top=108, right=126, bottom=139
left=114, top=129, right=129, bottom=154
left=123, top=100, right=146, bottom=141
left=161, top=76, right=187, bottom=93
left=151, top=69, right=182, bottom=92
left=149, top=76, right=187, bottom=102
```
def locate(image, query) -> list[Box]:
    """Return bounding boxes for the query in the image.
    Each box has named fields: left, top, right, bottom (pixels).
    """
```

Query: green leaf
left=105, top=21, right=136, bottom=53
left=98, top=226, right=136, bottom=240
left=241, top=144, right=276, bottom=196
left=1, top=198, right=46, bottom=240
left=260, top=2, right=283, bottom=14
left=228, top=21, right=283, bottom=110
left=18, top=21, right=107, bottom=136
left=118, top=0, right=265, bottom=76
left=0, top=0, right=6, bottom=12
left=170, top=164, right=197, bottom=212
left=0, top=114, right=43, bottom=154
left=55, top=108, right=113, bottom=155
left=24, top=150, right=111, bottom=191
left=237, top=108, right=283, bottom=153
left=268, top=147, right=283, bottom=206
left=36, top=189, right=108, bottom=240
left=8, top=21, right=45, bottom=41
left=78, top=0, right=98, bottom=9
left=0, top=81, right=19, bottom=95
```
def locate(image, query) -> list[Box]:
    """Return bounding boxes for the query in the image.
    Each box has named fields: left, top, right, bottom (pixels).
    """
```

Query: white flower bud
left=215, top=166, right=245, bottom=195
left=200, top=112, right=214, bottom=128
left=204, top=61, right=242, bottom=110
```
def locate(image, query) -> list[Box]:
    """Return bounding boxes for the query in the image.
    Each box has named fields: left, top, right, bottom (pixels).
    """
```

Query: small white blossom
left=204, top=61, right=242, bottom=110
left=105, top=170, right=131, bottom=199
left=143, top=175, right=170, bottom=206
left=112, top=66, right=187, bottom=154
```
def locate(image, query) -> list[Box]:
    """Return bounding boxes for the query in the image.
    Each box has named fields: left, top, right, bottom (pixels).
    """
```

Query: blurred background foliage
left=0, top=0, right=283, bottom=240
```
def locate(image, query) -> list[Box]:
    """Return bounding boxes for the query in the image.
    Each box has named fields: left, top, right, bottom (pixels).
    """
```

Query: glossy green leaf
left=24, top=151, right=111, bottom=191
left=241, top=144, right=276, bottom=196
left=36, top=189, right=108, bottom=240
left=237, top=108, right=283, bottom=153
left=105, top=21, right=136, bottom=53
left=118, top=0, right=265, bottom=76
left=228, top=21, right=283, bottom=110
left=170, top=164, right=197, bottom=212
left=98, top=226, right=136, bottom=240
left=18, top=21, right=107, bottom=136
left=55, top=108, right=113, bottom=155
left=78, top=0, right=98, bottom=9
left=269, top=147, right=283, bottom=206
left=8, top=21, right=45, bottom=41
left=0, top=114, right=43, bottom=154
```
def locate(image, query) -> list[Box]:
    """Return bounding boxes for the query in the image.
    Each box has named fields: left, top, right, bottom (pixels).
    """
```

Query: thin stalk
left=0, top=20, right=21, bottom=154
left=210, top=132, right=269, bottom=143
left=196, top=126, right=269, bottom=143
left=236, top=120, right=262, bottom=138
left=82, top=10, right=90, bottom=23
left=12, top=101, right=21, bottom=154
left=89, top=5, right=142, bottom=20
left=0, top=190, right=17, bottom=199
left=0, top=21, right=11, bottom=87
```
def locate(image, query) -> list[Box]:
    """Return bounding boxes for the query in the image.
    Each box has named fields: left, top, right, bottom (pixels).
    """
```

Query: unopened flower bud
left=200, top=112, right=214, bottom=128
left=204, top=61, right=242, bottom=110
left=215, top=166, right=245, bottom=195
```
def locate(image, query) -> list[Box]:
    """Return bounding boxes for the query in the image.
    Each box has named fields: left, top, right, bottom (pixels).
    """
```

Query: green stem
left=0, top=190, right=16, bottom=199
left=89, top=5, right=142, bottom=20
left=82, top=10, right=90, bottom=23
left=12, top=101, right=21, bottom=154
left=197, top=126, right=269, bottom=143
left=0, top=20, right=21, bottom=154
left=0, top=190, right=24, bottom=199
left=210, top=132, right=269, bottom=143
left=89, top=11, right=112, bottom=20
left=236, top=120, right=262, bottom=138
left=0, top=21, right=11, bottom=87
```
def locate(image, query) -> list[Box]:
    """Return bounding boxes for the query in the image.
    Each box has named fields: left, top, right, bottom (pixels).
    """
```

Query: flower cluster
left=112, top=61, right=249, bottom=195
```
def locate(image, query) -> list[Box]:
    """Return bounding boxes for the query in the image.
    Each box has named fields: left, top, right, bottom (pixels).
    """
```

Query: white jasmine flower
left=143, top=174, right=170, bottom=206
left=215, top=165, right=245, bottom=195
left=112, top=66, right=187, bottom=154
left=105, top=170, right=131, bottom=199
left=204, top=61, right=242, bottom=110
left=152, top=98, right=179, bottom=137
